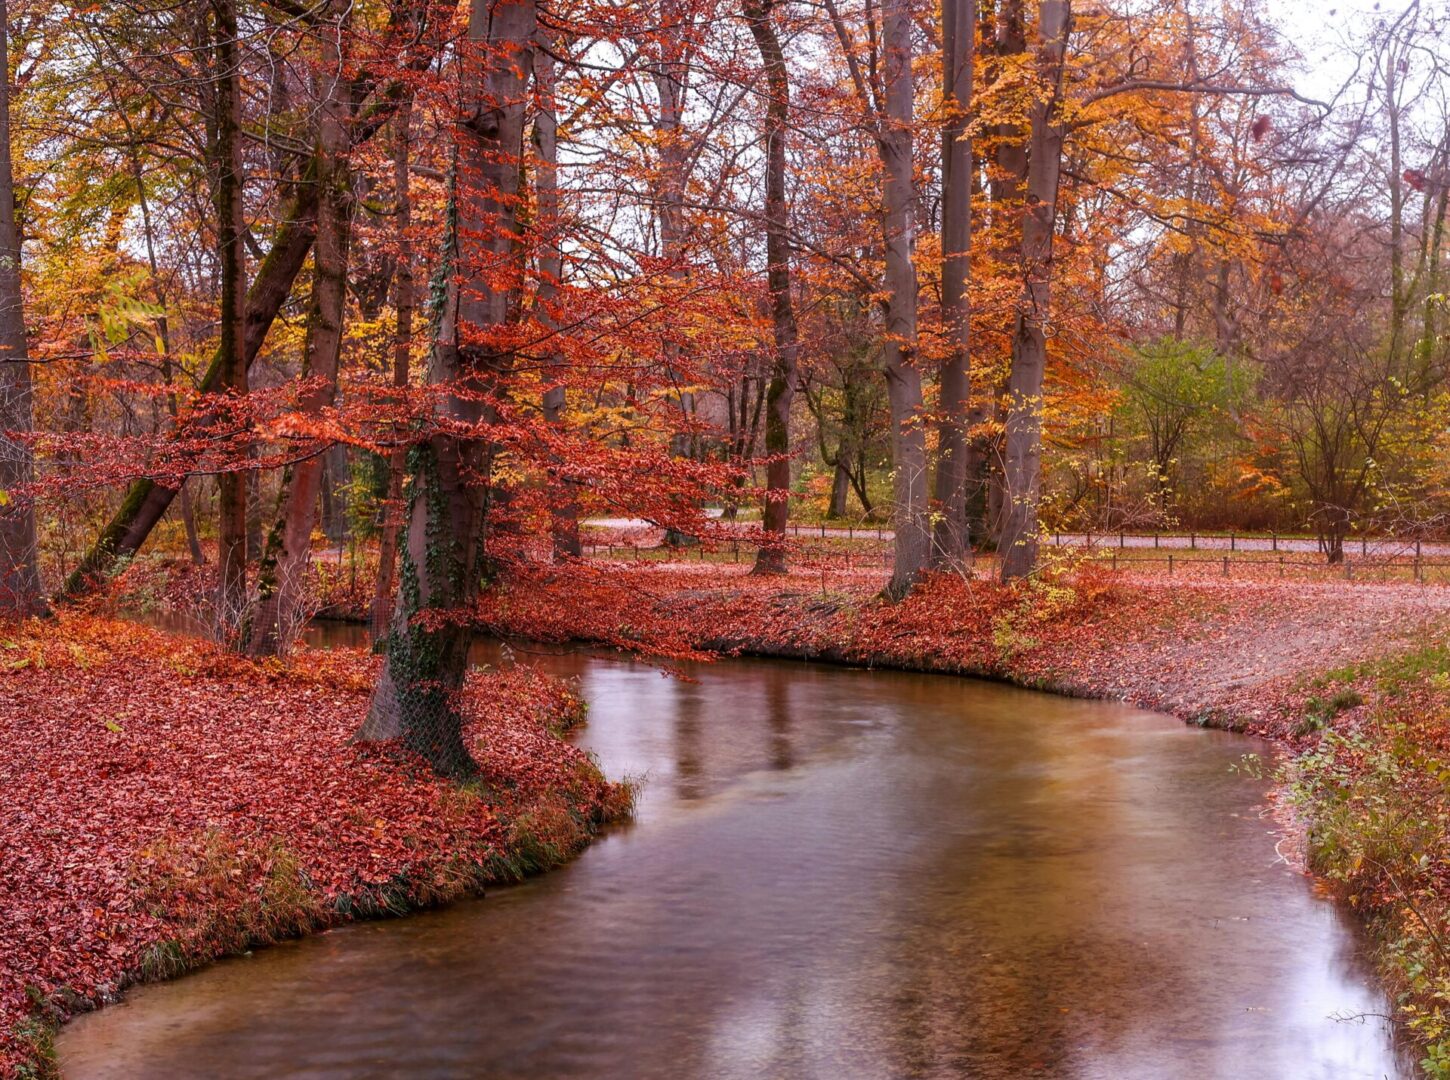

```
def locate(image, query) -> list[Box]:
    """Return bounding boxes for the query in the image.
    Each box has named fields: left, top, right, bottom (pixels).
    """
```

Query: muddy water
left=59, top=626, right=1410, bottom=1079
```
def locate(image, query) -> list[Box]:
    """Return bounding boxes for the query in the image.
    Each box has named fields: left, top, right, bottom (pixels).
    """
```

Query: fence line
left=583, top=537, right=1450, bottom=585
left=776, top=522, right=1446, bottom=557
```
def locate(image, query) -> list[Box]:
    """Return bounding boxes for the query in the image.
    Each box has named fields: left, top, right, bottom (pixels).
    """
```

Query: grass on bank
left=1286, top=643, right=1450, bottom=1076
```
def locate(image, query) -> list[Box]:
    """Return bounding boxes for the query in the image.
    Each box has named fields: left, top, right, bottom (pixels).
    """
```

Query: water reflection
left=59, top=634, right=1410, bottom=1079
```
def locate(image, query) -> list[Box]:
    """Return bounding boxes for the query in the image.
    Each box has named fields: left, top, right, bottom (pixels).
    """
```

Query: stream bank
left=57, top=639, right=1411, bottom=1078
left=468, top=561, right=1450, bottom=1071
left=0, top=614, right=630, bottom=1079
left=48, top=554, right=1450, bottom=1073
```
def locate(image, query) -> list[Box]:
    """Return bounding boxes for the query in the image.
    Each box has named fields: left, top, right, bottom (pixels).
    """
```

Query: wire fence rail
left=776, top=522, right=1450, bottom=557
left=583, top=527, right=1450, bottom=586
left=587, top=518, right=1450, bottom=556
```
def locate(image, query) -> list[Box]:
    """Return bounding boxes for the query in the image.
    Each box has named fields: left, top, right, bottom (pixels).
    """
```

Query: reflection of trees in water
left=671, top=663, right=799, bottom=798
left=763, top=664, right=795, bottom=771
left=671, top=677, right=705, bottom=800
left=865, top=691, right=1178, bottom=1076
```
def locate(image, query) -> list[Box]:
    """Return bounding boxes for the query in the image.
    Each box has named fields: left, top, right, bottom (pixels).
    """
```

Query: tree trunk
left=357, top=0, right=536, bottom=777
left=179, top=481, right=205, bottom=565
left=930, top=0, right=975, bottom=569
left=747, top=0, right=798, bottom=576
left=969, top=0, right=1027, bottom=549
left=533, top=32, right=581, bottom=560
left=248, top=0, right=355, bottom=656
left=0, top=0, right=44, bottom=616
left=829, top=456, right=852, bottom=518
left=371, top=95, right=415, bottom=640
left=652, top=1, right=701, bottom=549
left=211, top=0, right=249, bottom=633
left=998, top=0, right=1070, bottom=583
left=880, top=0, right=928, bottom=599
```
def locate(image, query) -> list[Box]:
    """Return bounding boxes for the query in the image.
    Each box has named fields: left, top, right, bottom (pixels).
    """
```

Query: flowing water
left=58, top=624, right=1411, bottom=1078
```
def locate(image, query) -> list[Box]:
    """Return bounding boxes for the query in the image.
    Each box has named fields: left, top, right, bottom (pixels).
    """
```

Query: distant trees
left=1118, top=339, right=1250, bottom=510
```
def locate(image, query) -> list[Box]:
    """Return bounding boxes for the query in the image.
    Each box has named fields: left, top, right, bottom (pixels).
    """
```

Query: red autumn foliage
left=0, top=614, right=627, bottom=1077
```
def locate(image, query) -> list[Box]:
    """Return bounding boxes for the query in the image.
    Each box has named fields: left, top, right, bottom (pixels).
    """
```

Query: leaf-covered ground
left=0, top=614, right=629, bottom=1079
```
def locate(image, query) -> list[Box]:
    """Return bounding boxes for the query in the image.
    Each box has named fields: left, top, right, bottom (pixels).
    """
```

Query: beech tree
left=246, top=0, right=357, bottom=656
left=745, top=0, right=798, bottom=574
left=929, top=0, right=975, bottom=568
left=0, top=0, right=42, bottom=616
left=824, top=0, right=929, bottom=597
left=356, top=0, right=538, bottom=776
left=998, top=0, right=1069, bottom=582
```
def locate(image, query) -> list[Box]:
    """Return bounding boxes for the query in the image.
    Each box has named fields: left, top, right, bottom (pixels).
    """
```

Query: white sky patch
left=1273, top=0, right=1436, bottom=100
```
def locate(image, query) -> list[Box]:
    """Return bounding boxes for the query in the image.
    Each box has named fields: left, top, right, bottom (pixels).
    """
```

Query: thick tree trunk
left=930, top=0, right=976, bottom=570
left=880, top=0, right=928, bottom=599
left=533, top=33, right=581, bottom=560
left=747, top=0, right=798, bottom=576
left=828, top=456, right=852, bottom=518
left=249, top=0, right=355, bottom=656
left=371, top=96, right=415, bottom=640
left=211, top=0, right=249, bottom=633
left=998, top=0, right=1070, bottom=582
left=0, top=0, right=43, bottom=616
left=358, top=0, right=536, bottom=777
left=969, top=0, right=1027, bottom=550
left=652, top=1, right=702, bottom=549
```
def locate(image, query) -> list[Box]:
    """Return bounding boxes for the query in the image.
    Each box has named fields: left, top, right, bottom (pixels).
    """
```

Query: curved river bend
left=60, top=635, right=1410, bottom=1078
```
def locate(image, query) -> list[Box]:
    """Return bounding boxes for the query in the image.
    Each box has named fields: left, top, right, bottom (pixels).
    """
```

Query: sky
left=1271, top=0, right=1436, bottom=100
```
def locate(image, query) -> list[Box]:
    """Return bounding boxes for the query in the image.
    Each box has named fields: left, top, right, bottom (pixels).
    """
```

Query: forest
left=2, top=0, right=1450, bottom=1076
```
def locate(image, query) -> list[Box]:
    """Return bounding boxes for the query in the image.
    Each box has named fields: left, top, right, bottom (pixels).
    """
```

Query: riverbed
left=58, top=631, right=1410, bottom=1078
